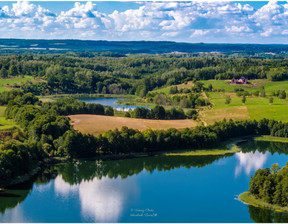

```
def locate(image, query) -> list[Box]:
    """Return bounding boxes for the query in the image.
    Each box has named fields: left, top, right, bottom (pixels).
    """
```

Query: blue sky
left=0, top=1, right=287, bottom=44
left=0, top=2, right=145, bottom=14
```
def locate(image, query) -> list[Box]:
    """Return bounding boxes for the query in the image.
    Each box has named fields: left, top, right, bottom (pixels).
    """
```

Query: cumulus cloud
left=190, top=29, right=210, bottom=37
left=0, top=1, right=288, bottom=43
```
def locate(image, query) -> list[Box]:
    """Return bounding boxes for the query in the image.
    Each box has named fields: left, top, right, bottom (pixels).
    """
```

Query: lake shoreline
left=75, top=135, right=255, bottom=161
left=1, top=135, right=267, bottom=189
left=239, top=192, right=288, bottom=213
left=254, top=135, right=288, bottom=143
left=1, top=166, right=42, bottom=189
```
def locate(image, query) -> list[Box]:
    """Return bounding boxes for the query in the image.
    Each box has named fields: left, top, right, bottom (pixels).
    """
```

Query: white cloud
left=261, top=28, right=274, bottom=37
left=190, top=29, right=210, bottom=37
left=225, top=25, right=252, bottom=33
left=0, top=1, right=288, bottom=43
left=161, top=31, right=179, bottom=37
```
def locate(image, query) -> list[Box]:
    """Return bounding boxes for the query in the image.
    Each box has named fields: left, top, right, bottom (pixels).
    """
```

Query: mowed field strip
left=200, top=106, right=250, bottom=125
left=69, top=114, right=199, bottom=135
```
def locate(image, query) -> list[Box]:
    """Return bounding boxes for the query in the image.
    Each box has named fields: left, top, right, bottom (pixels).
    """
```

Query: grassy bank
left=165, top=145, right=241, bottom=156
left=254, top=135, right=288, bottom=143
left=239, top=192, right=288, bottom=213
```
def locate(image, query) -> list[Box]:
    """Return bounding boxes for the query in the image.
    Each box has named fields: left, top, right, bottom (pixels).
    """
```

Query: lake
left=1, top=140, right=288, bottom=223
left=78, top=98, right=151, bottom=111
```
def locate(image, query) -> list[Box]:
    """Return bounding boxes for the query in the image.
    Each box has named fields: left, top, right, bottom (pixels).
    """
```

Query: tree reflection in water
left=0, top=154, right=230, bottom=215
left=249, top=205, right=288, bottom=223
left=1, top=140, right=288, bottom=221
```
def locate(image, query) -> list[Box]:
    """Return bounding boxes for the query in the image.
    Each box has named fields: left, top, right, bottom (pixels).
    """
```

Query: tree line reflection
left=1, top=140, right=288, bottom=221
left=249, top=205, right=288, bottom=223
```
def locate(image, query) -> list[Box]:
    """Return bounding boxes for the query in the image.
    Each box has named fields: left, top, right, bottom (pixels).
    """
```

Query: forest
left=1, top=51, right=288, bottom=193
left=2, top=39, right=288, bottom=56
left=1, top=90, right=288, bottom=187
left=1, top=55, right=288, bottom=97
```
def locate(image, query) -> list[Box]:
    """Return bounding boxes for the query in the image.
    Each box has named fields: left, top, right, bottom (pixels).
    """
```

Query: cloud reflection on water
left=235, top=151, right=268, bottom=177
left=0, top=205, right=28, bottom=223
left=54, top=175, right=78, bottom=198
left=54, top=175, right=138, bottom=222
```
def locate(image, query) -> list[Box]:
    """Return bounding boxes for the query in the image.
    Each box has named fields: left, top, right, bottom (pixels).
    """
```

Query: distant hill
left=1, top=39, right=288, bottom=56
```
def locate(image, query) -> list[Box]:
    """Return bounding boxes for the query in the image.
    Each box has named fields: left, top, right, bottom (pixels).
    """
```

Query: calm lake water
left=78, top=98, right=151, bottom=111
left=1, top=140, right=288, bottom=223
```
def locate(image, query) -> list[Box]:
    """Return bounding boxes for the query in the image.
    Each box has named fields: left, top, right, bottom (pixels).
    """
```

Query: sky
left=0, top=1, right=288, bottom=44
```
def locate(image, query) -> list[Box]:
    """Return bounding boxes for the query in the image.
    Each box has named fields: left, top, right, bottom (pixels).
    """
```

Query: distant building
left=231, top=76, right=247, bottom=84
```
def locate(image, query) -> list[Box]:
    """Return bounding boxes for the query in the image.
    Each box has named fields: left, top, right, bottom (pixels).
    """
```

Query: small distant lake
left=78, top=98, right=151, bottom=111
left=1, top=140, right=288, bottom=222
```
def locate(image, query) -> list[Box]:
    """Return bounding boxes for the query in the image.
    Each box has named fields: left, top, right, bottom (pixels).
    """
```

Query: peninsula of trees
left=240, top=163, right=288, bottom=213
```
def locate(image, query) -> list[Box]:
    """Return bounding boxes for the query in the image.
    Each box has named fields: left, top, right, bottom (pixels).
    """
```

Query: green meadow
left=207, top=95, right=288, bottom=122
left=202, top=79, right=288, bottom=94
left=0, top=106, right=17, bottom=130
left=202, top=79, right=288, bottom=123
left=254, top=135, right=288, bottom=143
left=165, top=145, right=241, bottom=156
left=144, top=78, right=288, bottom=123
left=0, top=76, right=33, bottom=92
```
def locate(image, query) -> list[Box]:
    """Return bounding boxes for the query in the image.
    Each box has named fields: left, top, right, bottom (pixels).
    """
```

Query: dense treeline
left=1, top=55, right=288, bottom=96
left=0, top=140, right=43, bottom=183
left=43, top=118, right=281, bottom=158
left=128, top=106, right=196, bottom=120
left=146, top=92, right=209, bottom=108
left=0, top=90, right=24, bottom=105
left=0, top=93, right=113, bottom=185
left=248, top=163, right=288, bottom=207
left=42, top=98, right=114, bottom=116
left=53, top=118, right=288, bottom=158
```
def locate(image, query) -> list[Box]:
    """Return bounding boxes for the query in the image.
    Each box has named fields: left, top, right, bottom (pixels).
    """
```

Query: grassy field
left=0, top=117, right=16, bottom=130
left=149, top=81, right=194, bottom=94
left=202, top=79, right=288, bottom=94
left=2, top=76, right=288, bottom=132
left=263, top=80, right=288, bottom=94
left=248, top=104, right=288, bottom=121
left=203, top=83, right=288, bottom=122
left=0, top=106, right=17, bottom=130
left=165, top=145, right=241, bottom=156
left=254, top=135, right=288, bottom=143
left=202, top=79, right=271, bottom=93
left=0, top=76, right=33, bottom=92
left=147, top=79, right=288, bottom=125
left=69, top=114, right=199, bottom=135
left=239, top=192, right=288, bottom=213
left=0, top=106, right=5, bottom=117
left=200, top=106, right=250, bottom=125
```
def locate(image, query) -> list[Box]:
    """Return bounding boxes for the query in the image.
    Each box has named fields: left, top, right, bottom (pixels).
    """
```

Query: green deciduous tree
left=242, top=95, right=246, bottom=104
left=225, top=96, right=231, bottom=104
